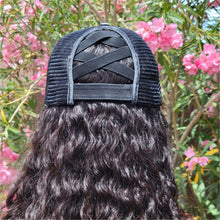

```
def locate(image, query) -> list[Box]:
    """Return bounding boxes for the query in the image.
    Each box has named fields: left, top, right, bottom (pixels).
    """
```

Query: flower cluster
left=184, top=147, right=209, bottom=170
left=24, top=125, right=33, bottom=138
left=0, top=143, right=20, bottom=185
left=136, top=18, right=183, bottom=53
left=183, top=44, right=220, bottom=75
left=207, top=0, right=220, bottom=7
left=1, top=0, right=48, bottom=94
left=20, top=0, right=46, bottom=18
left=135, top=0, right=147, bottom=14
left=111, top=0, right=125, bottom=14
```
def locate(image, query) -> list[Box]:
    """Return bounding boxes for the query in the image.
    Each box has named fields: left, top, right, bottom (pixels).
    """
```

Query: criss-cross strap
left=74, top=52, right=134, bottom=80
left=102, top=36, right=127, bottom=48
left=75, top=30, right=119, bottom=54
left=73, top=46, right=132, bottom=80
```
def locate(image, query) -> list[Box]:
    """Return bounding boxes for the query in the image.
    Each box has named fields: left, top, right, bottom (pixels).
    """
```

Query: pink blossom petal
left=2, top=147, right=20, bottom=162
left=198, top=157, right=209, bottom=166
left=184, top=147, right=196, bottom=158
left=202, top=140, right=210, bottom=147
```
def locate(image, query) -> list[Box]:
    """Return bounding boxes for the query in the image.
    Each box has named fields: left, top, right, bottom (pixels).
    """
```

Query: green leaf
left=166, top=11, right=185, bottom=24
left=205, top=200, right=220, bottom=216
left=201, top=141, right=215, bottom=154
left=7, top=126, right=21, bottom=134
left=176, top=142, right=187, bottom=151
left=181, top=4, right=201, bottom=17
left=207, top=164, right=220, bottom=177
left=181, top=38, right=197, bottom=52
left=207, top=155, right=220, bottom=162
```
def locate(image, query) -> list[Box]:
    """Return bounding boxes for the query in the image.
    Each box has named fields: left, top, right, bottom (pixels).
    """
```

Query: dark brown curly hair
left=2, top=44, right=179, bottom=219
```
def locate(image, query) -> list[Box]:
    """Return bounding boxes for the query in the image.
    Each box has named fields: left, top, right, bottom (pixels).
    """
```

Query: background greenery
left=0, top=0, right=219, bottom=219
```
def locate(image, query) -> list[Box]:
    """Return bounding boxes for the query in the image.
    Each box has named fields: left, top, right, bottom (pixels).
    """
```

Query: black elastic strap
left=73, top=83, right=133, bottom=100
left=73, top=46, right=132, bottom=80
left=102, top=36, right=127, bottom=48
left=76, top=31, right=119, bottom=54
left=74, top=52, right=134, bottom=80
left=74, top=52, right=96, bottom=61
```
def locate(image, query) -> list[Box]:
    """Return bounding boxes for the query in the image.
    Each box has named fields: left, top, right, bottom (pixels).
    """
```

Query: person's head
left=2, top=24, right=179, bottom=219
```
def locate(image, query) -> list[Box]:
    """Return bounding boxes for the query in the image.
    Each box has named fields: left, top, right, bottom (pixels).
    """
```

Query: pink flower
left=184, top=147, right=196, bottom=158
left=25, top=125, right=32, bottom=138
left=159, top=23, right=183, bottom=51
left=184, top=157, right=199, bottom=170
left=136, top=1, right=147, bottom=14
left=147, top=33, right=159, bottom=53
left=31, top=75, right=38, bottom=81
left=34, top=0, right=44, bottom=9
left=205, top=87, right=211, bottom=93
left=137, top=21, right=151, bottom=36
left=69, top=5, right=77, bottom=12
left=202, top=140, right=210, bottom=147
left=150, top=18, right=165, bottom=33
left=183, top=54, right=198, bottom=75
left=2, top=147, right=20, bottom=162
left=183, top=43, right=220, bottom=75
left=0, top=164, right=12, bottom=185
left=198, top=157, right=209, bottom=166
left=137, top=22, right=159, bottom=53
left=137, top=18, right=182, bottom=53
left=114, top=2, right=124, bottom=14
left=203, top=44, right=216, bottom=55
left=2, top=37, right=22, bottom=68
left=171, top=32, right=183, bottom=49
left=202, top=140, right=214, bottom=150
left=213, top=0, right=220, bottom=6
left=14, top=34, right=22, bottom=43
left=179, top=79, right=186, bottom=85
left=0, top=162, right=18, bottom=185
left=196, top=44, right=220, bottom=75
left=207, top=105, right=214, bottom=118
left=208, top=0, right=220, bottom=7
left=158, top=64, right=162, bottom=72
left=27, top=32, right=42, bottom=51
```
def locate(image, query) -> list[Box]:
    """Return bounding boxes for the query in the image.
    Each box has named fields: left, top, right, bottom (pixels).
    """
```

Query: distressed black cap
left=45, top=24, right=162, bottom=107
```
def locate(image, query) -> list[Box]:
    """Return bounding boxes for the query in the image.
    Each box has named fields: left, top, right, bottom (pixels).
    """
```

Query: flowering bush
left=0, top=144, right=19, bottom=185
left=183, top=44, right=220, bottom=75
left=137, top=18, right=183, bottom=53
left=0, top=0, right=219, bottom=219
left=0, top=141, right=20, bottom=210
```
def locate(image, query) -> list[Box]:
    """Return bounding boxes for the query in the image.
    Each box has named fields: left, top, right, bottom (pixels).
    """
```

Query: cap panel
left=99, top=26, right=140, bottom=104
left=119, top=28, right=162, bottom=107
left=45, top=28, right=91, bottom=106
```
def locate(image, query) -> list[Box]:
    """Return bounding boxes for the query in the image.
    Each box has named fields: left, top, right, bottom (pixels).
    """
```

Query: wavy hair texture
left=2, top=44, right=179, bottom=219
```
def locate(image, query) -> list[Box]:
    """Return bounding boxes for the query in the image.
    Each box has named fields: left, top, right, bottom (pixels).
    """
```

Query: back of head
left=2, top=25, right=179, bottom=219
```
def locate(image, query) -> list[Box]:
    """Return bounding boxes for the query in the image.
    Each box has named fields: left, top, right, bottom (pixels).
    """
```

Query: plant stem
left=171, top=81, right=178, bottom=144
left=112, top=0, right=117, bottom=26
left=8, top=74, right=46, bottom=124
left=83, top=0, right=104, bottom=23
left=185, top=72, right=202, bottom=109
left=3, top=90, right=43, bottom=106
left=104, top=0, right=109, bottom=23
left=180, top=91, right=220, bottom=144
left=187, top=174, right=206, bottom=219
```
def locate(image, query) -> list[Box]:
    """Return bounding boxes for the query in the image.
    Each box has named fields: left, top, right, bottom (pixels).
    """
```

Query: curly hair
left=2, top=44, right=179, bottom=219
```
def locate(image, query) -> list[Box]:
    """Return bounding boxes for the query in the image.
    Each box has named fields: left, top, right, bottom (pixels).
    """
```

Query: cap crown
left=45, top=25, right=162, bottom=107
